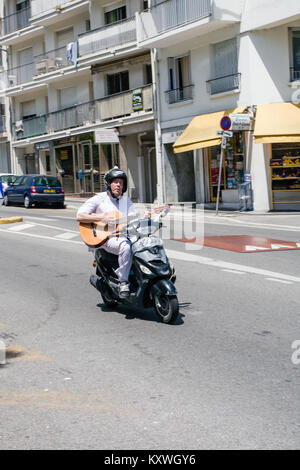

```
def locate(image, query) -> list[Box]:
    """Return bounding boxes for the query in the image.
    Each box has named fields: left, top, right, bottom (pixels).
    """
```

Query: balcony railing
left=138, top=0, right=212, bottom=42
left=4, top=46, right=74, bottom=88
left=165, top=84, right=194, bottom=104
left=1, top=6, right=31, bottom=35
left=290, top=67, right=300, bottom=82
left=31, top=0, right=80, bottom=17
left=78, top=17, right=137, bottom=57
left=206, top=73, right=241, bottom=95
left=13, top=85, right=153, bottom=140
left=0, top=115, right=6, bottom=134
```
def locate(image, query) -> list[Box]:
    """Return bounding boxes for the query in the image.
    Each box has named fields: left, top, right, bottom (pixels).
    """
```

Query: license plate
left=44, top=189, right=55, bottom=193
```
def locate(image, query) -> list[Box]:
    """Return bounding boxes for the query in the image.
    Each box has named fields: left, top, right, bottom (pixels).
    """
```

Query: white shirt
left=76, top=191, right=136, bottom=219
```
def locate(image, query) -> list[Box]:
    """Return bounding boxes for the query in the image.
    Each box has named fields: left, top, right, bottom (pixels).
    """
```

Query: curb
left=0, top=217, right=23, bottom=225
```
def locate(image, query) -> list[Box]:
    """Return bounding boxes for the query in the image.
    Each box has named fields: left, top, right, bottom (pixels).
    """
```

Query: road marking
left=7, top=223, right=35, bottom=232
left=222, top=269, right=246, bottom=275
left=166, top=249, right=300, bottom=283
left=55, top=232, right=79, bottom=240
left=0, top=227, right=82, bottom=244
left=22, top=216, right=57, bottom=222
left=265, top=278, right=293, bottom=285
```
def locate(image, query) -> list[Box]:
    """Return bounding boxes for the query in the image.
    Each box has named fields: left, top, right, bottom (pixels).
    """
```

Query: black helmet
left=104, top=166, right=127, bottom=195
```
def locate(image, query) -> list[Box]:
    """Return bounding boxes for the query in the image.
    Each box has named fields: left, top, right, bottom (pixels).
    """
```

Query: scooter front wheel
left=154, top=294, right=179, bottom=324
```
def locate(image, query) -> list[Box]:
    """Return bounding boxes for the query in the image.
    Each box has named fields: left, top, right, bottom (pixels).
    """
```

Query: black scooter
left=90, top=208, right=178, bottom=324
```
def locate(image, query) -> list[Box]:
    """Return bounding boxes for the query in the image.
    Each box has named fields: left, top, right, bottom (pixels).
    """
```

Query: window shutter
left=214, top=38, right=237, bottom=78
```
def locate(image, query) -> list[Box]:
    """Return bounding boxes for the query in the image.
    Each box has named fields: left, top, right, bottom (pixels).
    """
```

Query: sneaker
left=119, top=282, right=130, bottom=298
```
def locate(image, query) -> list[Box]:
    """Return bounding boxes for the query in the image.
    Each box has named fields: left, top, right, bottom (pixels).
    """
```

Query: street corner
left=0, top=216, right=23, bottom=225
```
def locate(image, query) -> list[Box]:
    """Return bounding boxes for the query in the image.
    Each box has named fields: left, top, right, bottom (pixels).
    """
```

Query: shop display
left=270, top=144, right=300, bottom=209
left=209, top=132, right=245, bottom=201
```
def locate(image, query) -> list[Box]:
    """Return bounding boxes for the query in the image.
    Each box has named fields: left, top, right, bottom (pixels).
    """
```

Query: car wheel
left=2, top=194, right=9, bottom=206
left=24, top=195, right=32, bottom=209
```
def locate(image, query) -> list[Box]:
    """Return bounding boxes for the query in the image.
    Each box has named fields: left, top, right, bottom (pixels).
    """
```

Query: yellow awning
left=254, top=103, right=300, bottom=144
left=173, top=107, right=246, bottom=154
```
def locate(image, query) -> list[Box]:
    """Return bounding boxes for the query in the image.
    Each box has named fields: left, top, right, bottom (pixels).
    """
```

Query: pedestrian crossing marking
left=54, top=232, right=79, bottom=240
left=8, top=223, right=35, bottom=232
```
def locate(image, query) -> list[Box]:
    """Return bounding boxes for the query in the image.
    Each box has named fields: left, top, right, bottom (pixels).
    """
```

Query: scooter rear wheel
left=154, top=294, right=179, bottom=324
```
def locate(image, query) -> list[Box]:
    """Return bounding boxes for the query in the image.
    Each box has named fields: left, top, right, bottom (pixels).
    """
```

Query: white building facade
left=1, top=0, right=300, bottom=211
left=136, top=0, right=300, bottom=211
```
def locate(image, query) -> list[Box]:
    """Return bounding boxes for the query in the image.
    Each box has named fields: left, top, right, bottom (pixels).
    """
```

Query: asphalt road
left=0, top=203, right=299, bottom=450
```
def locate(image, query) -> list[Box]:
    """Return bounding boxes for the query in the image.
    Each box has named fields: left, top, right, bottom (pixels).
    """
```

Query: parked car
left=0, top=173, right=18, bottom=193
left=2, top=174, right=65, bottom=208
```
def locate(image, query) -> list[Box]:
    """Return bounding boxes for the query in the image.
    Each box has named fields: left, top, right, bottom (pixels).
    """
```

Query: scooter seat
left=97, top=248, right=119, bottom=270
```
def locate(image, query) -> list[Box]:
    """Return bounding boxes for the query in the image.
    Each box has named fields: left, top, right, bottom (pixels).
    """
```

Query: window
left=105, top=6, right=126, bottom=25
left=209, top=38, right=239, bottom=94
left=22, top=100, right=36, bottom=120
left=167, top=54, right=192, bottom=103
left=291, top=30, right=300, bottom=81
left=144, top=64, right=152, bottom=85
left=107, top=71, right=129, bottom=95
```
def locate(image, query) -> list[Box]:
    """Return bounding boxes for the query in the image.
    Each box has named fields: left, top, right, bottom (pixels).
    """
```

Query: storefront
left=53, top=133, right=120, bottom=195
left=254, top=102, right=300, bottom=211
left=172, top=107, right=248, bottom=208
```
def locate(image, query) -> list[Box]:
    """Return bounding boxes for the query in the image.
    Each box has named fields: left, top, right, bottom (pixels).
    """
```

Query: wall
left=241, top=0, right=300, bottom=32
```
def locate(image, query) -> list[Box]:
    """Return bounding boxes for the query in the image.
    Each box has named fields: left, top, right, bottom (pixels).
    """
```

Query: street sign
left=220, top=116, right=232, bottom=131
left=95, top=128, right=119, bottom=144
left=229, top=113, right=251, bottom=131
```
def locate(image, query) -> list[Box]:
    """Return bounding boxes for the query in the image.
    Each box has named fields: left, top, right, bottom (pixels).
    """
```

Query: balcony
left=30, top=0, right=89, bottom=25
left=165, top=84, right=194, bottom=104
left=206, top=73, right=241, bottom=96
left=290, top=67, right=300, bottom=83
left=13, top=85, right=153, bottom=140
left=136, top=0, right=243, bottom=48
left=4, top=46, right=75, bottom=89
left=78, top=17, right=137, bottom=58
left=1, top=5, right=31, bottom=36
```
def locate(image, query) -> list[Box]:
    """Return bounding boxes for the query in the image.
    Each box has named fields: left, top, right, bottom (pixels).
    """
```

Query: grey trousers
left=102, top=236, right=132, bottom=283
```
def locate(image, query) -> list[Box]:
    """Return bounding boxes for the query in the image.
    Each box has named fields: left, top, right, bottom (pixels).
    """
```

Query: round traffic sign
left=220, top=116, right=231, bottom=131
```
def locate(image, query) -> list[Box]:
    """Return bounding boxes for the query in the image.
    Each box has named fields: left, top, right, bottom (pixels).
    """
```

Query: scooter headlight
left=140, top=264, right=152, bottom=275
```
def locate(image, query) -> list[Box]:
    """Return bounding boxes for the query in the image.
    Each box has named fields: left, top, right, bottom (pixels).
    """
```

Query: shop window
left=270, top=143, right=300, bottom=210
left=208, top=133, right=244, bottom=202
left=290, top=30, right=300, bottom=81
left=105, top=6, right=126, bottom=25
left=107, top=70, right=129, bottom=95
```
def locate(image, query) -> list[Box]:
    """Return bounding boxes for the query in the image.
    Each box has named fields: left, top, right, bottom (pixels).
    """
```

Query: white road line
left=166, top=249, right=300, bottom=283
left=222, top=269, right=246, bottom=275
left=7, top=223, right=35, bottom=232
left=22, top=216, right=57, bottom=222
left=55, top=232, right=79, bottom=240
left=0, top=227, right=82, bottom=244
left=265, top=278, right=294, bottom=285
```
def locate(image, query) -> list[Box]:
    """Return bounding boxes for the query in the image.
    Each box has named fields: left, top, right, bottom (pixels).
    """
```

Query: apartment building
left=1, top=0, right=300, bottom=211
left=136, top=0, right=300, bottom=211
left=0, top=0, right=156, bottom=202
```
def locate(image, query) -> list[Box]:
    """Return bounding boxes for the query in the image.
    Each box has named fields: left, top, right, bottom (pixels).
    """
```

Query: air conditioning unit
left=35, top=58, right=57, bottom=75
left=35, top=60, right=48, bottom=75
left=8, top=75, right=17, bottom=87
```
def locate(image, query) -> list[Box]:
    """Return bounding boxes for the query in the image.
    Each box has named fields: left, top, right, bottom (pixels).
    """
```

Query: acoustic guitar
left=79, top=205, right=171, bottom=248
left=79, top=210, right=126, bottom=248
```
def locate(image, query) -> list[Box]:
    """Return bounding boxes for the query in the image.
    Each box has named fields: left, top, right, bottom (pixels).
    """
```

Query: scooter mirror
left=160, top=207, right=169, bottom=218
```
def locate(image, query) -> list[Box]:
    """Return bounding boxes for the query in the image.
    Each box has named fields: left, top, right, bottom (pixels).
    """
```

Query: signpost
left=216, top=129, right=233, bottom=215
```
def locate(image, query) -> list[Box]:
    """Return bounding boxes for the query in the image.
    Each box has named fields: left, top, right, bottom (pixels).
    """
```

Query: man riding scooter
left=76, top=167, right=150, bottom=298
